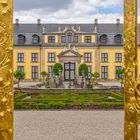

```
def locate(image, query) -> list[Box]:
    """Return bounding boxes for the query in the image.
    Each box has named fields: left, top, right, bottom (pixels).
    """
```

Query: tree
left=116, top=68, right=124, bottom=88
left=53, top=63, right=63, bottom=76
left=79, top=64, right=88, bottom=77
left=14, top=70, right=25, bottom=88
left=92, top=72, right=100, bottom=84
left=41, top=71, right=48, bottom=81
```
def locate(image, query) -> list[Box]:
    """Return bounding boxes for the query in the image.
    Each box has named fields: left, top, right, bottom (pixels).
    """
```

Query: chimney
left=116, top=18, right=120, bottom=24
left=94, top=19, right=98, bottom=24
left=37, top=19, right=41, bottom=25
left=15, top=18, right=19, bottom=24
left=42, top=26, right=45, bottom=33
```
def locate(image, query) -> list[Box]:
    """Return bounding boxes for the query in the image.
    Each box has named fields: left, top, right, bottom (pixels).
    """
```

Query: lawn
left=14, top=90, right=124, bottom=110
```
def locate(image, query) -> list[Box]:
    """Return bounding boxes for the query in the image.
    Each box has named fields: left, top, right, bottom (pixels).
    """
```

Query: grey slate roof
left=14, top=23, right=140, bottom=46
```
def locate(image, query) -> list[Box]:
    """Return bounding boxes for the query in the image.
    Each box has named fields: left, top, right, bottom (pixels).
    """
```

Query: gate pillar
left=124, top=0, right=139, bottom=139
left=0, top=0, right=13, bottom=140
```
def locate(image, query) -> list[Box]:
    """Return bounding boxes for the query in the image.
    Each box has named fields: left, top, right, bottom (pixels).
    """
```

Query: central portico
left=58, top=46, right=82, bottom=81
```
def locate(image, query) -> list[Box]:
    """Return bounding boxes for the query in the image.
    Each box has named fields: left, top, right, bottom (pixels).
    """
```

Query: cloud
left=14, top=0, right=71, bottom=11
left=14, top=0, right=140, bottom=23
left=88, top=0, right=123, bottom=8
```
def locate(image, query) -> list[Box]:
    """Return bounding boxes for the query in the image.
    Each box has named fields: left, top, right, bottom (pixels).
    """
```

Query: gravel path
left=14, top=110, right=128, bottom=140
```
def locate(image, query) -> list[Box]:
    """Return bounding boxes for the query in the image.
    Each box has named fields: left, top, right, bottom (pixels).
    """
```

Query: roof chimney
left=37, top=19, right=41, bottom=25
left=15, top=18, right=19, bottom=24
left=116, top=18, right=120, bottom=24
left=42, top=26, right=45, bottom=33
left=94, top=19, right=98, bottom=24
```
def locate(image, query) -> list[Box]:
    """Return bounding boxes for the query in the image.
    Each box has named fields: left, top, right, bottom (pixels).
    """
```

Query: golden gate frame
left=0, top=0, right=139, bottom=140
left=124, top=0, right=139, bottom=139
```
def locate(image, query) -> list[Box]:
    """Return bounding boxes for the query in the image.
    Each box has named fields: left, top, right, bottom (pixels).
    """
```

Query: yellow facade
left=13, top=47, right=41, bottom=80
left=14, top=32, right=137, bottom=81
left=99, top=47, right=124, bottom=79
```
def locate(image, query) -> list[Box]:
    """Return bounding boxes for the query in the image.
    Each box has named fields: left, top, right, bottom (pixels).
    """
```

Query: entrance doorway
left=64, top=62, right=75, bottom=81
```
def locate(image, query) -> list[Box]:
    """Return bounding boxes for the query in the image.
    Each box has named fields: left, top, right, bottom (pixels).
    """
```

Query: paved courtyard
left=14, top=111, right=127, bottom=140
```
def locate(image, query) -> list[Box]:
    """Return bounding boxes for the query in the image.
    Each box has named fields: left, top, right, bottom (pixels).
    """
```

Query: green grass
left=14, top=92, right=124, bottom=110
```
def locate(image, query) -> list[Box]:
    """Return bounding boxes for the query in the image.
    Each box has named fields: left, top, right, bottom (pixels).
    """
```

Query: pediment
left=58, top=49, right=82, bottom=57
left=63, top=51, right=77, bottom=56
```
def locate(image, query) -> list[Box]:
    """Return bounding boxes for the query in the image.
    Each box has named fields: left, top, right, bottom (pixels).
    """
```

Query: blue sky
left=14, top=0, right=139, bottom=23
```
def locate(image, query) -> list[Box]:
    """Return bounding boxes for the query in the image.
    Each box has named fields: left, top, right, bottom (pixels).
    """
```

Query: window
left=18, top=34, right=25, bottom=44
left=67, top=33, right=72, bottom=43
left=114, top=34, right=122, bottom=44
left=31, top=53, right=38, bottom=62
left=17, top=53, right=24, bottom=62
left=115, top=66, right=123, bottom=79
left=48, top=53, right=55, bottom=62
left=84, top=36, right=91, bottom=43
left=87, top=66, right=92, bottom=79
left=48, top=36, right=55, bottom=43
left=101, top=53, right=108, bottom=62
left=32, top=66, right=38, bottom=79
left=115, top=53, right=122, bottom=62
left=48, top=66, right=54, bottom=76
left=17, top=66, right=24, bottom=72
left=84, top=53, right=92, bottom=62
left=32, top=35, right=40, bottom=44
left=101, top=66, right=108, bottom=79
left=61, top=36, right=66, bottom=43
left=73, top=36, right=78, bottom=43
left=100, top=34, right=107, bottom=43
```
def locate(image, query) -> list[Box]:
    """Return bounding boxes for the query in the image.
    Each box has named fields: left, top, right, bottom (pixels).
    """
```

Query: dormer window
left=18, top=34, right=25, bottom=44
left=100, top=34, right=107, bottom=44
left=61, top=36, right=66, bottom=43
left=48, top=36, right=55, bottom=43
left=84, top=36, right=91, bottom=43
left=67, top=32, right=72, bottom=43
left=114, top=34, right=122, bottom=44
left=74, top=36, right=79, bottom=43
left=32, top=35, right=40, bottom=44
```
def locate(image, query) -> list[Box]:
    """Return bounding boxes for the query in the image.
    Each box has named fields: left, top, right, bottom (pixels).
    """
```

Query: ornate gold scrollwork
left=124, top=0, right=139, bottom=139
left=0, top=0, right=13, bottom=140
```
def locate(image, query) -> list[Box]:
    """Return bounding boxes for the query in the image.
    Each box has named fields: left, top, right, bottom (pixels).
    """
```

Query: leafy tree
left=79, top=64, right=88, bottom=77
left=14, top=70, right=25, bottom=88
left=53, top=63, right=63, bottom=76
left=116, top=68, right=124, bottom=88
left=41, top=71, right=49, bottom=81
left=92, top=72, right=100, bottom=84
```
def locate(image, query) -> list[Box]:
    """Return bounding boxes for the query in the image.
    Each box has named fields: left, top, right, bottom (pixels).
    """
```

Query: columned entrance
left=58, top=47, right=82, bottom=81
left=64, top=62, right=75, bottom=81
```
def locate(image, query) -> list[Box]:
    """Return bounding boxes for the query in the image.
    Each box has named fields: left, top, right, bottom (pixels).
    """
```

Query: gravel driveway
left=14, top=110, right=128, bottom=140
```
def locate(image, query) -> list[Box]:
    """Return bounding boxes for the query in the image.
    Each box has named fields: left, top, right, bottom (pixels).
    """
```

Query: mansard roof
left=14, top=23, right=140, bottom=46
left=14, top=23, right=140, bottom=35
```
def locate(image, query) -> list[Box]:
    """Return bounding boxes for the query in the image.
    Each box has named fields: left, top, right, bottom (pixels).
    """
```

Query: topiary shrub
left=14, top=70, right=25, bottom=89
left=53, top=63, right=63, bottom=76
left=79, top=64, right=88, bottom=76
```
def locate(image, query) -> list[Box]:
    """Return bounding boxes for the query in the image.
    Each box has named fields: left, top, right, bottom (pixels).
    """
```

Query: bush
left=53, top=63, right=63, bottom=76
left=79, top=64, right=88, bottom=76
left=14, top=70, right=25, bottom=88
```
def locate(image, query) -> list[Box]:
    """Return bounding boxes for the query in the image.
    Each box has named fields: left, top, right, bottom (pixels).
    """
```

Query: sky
left=14, top=0, right=140, bottom=24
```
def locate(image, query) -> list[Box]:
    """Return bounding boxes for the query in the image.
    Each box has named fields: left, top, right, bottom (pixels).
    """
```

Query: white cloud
left=14, top=0, right=140, bottom=23
left=88, top=0, right=122, bottom=8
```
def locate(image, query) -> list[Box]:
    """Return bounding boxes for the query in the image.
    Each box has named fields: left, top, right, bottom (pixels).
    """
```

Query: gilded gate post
left=0, top=0, right=13, bottom=140
left=124, top=0, right=139, bottom=139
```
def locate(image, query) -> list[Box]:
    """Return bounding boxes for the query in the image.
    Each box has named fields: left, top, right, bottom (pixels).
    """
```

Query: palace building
left=13, top=19, right=140, bottom=81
